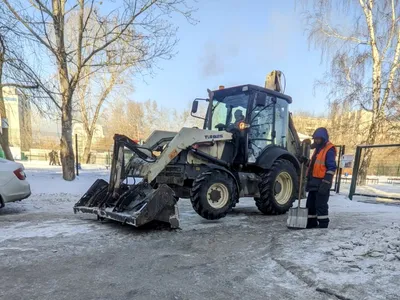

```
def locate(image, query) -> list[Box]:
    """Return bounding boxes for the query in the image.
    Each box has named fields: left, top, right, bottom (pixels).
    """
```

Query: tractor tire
left=256, top=159, right=298, bottom=215
left=190, top=170, right=238, bottom=220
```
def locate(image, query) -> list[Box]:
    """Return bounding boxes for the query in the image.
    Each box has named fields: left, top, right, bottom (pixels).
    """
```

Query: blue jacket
left=306, top=128, right=337, bottom=191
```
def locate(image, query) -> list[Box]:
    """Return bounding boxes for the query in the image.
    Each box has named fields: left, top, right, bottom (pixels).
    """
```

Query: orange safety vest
left=309, top=142, right=336, bottom=179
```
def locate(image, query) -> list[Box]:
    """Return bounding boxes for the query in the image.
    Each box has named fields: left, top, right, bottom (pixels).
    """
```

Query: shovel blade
left=287, top=207, right=308, bottom=229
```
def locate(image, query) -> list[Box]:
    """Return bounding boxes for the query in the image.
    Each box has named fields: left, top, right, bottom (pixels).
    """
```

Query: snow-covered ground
left=1, top=161, right=400, bottom=300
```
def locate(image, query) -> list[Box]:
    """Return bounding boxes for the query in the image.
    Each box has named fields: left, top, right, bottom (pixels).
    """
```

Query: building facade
left=1, top=87, right=32, bottom=158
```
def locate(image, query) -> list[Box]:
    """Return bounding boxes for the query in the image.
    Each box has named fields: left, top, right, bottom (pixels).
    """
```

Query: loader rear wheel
left=256, top=159, right=298, bottom=215
left=190, top=170, right=238, bottom=220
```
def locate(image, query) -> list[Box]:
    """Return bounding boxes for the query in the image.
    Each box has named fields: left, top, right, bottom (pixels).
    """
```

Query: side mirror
left=191, top=98, right=206, bottom=120
left=255, top=93, right=267, bottom=107
left=191, top=100, right=199, bottom=114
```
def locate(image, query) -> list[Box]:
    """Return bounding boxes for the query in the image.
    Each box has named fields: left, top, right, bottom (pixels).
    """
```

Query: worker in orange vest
left=306, top=127, right=337, bottom=228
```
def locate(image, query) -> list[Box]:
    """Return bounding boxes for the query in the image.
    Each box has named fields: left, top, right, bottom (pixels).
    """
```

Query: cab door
left=248, top=93, right=275, bottom=163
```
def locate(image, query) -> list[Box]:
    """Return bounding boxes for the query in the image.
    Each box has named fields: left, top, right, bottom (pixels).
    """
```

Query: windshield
left=210, top=93, right=249, bottom=130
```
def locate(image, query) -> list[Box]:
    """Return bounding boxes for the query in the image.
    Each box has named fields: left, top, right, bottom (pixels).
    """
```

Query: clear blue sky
left=131, top=0, right=330, bottom=115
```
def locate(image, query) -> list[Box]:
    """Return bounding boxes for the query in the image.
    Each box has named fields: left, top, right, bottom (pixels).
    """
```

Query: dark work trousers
left=306, top=191, right=330, bottom=228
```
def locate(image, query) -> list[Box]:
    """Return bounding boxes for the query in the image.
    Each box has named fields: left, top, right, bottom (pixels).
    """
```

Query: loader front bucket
left=74, top=180, right=180, bottom=229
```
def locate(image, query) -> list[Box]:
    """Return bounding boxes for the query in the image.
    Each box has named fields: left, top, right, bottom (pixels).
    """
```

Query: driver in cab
left=234, top=110, right=244, bottom=127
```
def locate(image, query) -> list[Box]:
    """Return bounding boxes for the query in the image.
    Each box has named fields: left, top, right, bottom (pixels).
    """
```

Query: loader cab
left=192, top=85, right=291, bottom=164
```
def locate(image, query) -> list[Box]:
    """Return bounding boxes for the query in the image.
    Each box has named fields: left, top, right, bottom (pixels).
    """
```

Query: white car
left=0, top=158, right=31, bottom=208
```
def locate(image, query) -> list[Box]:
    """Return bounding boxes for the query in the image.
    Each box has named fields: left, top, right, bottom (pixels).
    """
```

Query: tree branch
left=383, top=0, right=397, bottom=58
left=360, top=0, right=379, bottom=58
left=0, top=83, right=39, bottom=89
left=38, top=3, right=55, bottom=49
left=380, top=27, right=400, bottom=115
left=3, top=0, right=57, bottom=55
left=30, top=0, right=54, bottom=18
left=319, top=20, right=368, bottom=45
left=78, top=75, right=91, bottom=133
left=81, top=0, right=157, bottom=68
left=90, top=71, right=119, bottom=131
left=76, top=0, right=84, bottom=76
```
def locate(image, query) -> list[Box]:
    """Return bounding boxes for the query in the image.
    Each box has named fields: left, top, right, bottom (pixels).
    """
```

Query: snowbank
left=331, top=224, right=400, bottom=263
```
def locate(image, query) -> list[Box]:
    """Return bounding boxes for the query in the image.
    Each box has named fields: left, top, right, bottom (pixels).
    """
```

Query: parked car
left=0, top=158, right=31, bottom=208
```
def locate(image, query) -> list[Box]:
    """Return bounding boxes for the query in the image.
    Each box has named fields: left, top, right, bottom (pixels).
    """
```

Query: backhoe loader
left=74, top=71, right=305, bottom=228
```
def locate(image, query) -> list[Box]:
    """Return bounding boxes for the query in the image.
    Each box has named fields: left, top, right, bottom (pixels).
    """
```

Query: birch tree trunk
left=356, top=0, right=381, bottom=183
left=303, top=0, right=400, bottom=184
left=82, top=130, right=93, bottom=164
left=358, top=122, right=378, bottom=184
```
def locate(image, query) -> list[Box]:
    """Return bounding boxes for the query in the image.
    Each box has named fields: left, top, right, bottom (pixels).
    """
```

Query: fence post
left=349, top=146, right=362, bottom=200
left=75, top=134, right=79, bottom=176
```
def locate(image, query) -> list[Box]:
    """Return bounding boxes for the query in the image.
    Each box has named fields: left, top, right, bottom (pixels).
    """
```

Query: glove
left=318, top=173, right=333, bottom=195
left=299, top=155, right=309, bottom=165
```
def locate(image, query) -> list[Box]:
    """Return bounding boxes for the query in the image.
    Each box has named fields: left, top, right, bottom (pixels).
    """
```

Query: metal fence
left=81, top=151, right=112, bottom=166
left=348, top=144, right=400, bottom=201
left=21, top=150, right=112, bottom=166
left=24, top=153, right=47, bottom=161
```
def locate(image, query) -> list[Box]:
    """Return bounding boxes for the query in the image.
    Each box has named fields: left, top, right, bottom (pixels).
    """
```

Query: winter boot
left=306, top=217, right=318, bottom=229
left=318, top=218, right=329, bottom=228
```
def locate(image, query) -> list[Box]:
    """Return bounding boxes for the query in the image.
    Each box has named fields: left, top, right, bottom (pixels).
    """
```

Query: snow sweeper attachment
left=73, top=134, right=180, bottom=228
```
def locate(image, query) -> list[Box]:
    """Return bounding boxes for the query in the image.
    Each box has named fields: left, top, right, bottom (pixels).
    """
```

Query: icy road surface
left=0, top=162, right=400, bottom=300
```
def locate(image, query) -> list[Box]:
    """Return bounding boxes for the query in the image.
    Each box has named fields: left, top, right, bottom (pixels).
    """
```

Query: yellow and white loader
left=74, top=71, right=307, bottom=228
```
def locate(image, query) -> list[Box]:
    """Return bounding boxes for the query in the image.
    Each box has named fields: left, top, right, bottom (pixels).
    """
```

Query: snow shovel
left=287, top=142, right=310, bottom=229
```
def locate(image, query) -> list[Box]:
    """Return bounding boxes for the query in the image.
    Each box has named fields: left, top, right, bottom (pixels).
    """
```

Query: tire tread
left=255, top=159, right=298, bottom=215
left=190, top=170, right=238, bottom=220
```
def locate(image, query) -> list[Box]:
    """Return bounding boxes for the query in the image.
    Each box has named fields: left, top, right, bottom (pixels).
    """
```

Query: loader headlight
left=238, top=121, right=250, bottom=130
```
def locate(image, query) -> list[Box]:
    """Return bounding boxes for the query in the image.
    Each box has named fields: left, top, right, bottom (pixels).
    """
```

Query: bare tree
left=76, top=60, right=132, bottom=164
left=3, top=0, right=195, bottom=180
left=169, top=103, right=204, bottom=130
left=68, top=8, right=180, bottom=164
left=103, top=98, right=145, bottom=145
left=302, top=0, right=400, bottom=182
left=102, top=98, right=203, bottom=148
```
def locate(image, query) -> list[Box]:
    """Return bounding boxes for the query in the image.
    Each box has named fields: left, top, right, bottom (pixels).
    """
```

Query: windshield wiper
left=212, top=101, right=222, bottom=112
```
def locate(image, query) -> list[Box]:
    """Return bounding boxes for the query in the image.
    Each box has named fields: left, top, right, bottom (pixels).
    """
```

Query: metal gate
left=349, top=144, right=400, bottom=201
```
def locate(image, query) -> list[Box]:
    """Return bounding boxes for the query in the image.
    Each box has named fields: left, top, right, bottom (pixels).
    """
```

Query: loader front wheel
left=256, top=159, right=298, bottom=215
left=190, top=170, right=238, bottom=220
